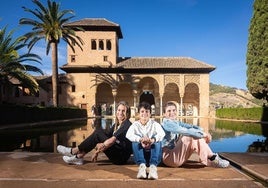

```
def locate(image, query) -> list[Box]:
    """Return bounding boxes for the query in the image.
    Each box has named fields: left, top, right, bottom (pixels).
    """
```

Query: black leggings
left=78, top=128, right=108, bottom=153
left=78, top=129, right=131, bottom=165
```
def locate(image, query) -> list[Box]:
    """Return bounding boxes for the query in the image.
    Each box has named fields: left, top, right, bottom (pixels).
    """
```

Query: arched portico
left=93, top=75, right=203, bottom=117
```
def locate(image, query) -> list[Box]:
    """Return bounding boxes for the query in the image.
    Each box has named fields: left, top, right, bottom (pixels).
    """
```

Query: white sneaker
left=210, top=153, right=230, bottom=168
left=57, top=145, right=73, bottom=157
left=137, top=163, right=147, bottom=179
left=63, top=155, right=83, bottom=165
left=148, top=164, right=158, bottom=180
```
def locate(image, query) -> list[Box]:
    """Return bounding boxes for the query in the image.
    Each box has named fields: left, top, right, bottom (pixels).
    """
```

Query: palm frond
left=0, top=25, right=43, bottom=94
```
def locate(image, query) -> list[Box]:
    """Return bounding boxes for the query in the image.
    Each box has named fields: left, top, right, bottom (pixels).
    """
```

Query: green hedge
left=216, top=107, right=268, bottom=121
left=0, top=104, right=87, bottom=125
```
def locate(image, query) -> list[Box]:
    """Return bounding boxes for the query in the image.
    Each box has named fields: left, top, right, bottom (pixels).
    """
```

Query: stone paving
left=0, top=151, right=267, bottom=188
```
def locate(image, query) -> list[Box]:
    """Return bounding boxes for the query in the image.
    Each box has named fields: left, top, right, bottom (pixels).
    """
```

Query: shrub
left=216, top=107, right=268, bottom=121
left=0, top=104, right=87, bottom=125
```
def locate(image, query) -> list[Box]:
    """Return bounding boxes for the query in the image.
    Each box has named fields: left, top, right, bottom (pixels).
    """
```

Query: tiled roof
left=61, top=57, right=216, bottom=74
left=64, top=18, right=120, bottom=27
left=64, top=18, right=123, bottom=38
left=116, top=57, right=215, bottom=69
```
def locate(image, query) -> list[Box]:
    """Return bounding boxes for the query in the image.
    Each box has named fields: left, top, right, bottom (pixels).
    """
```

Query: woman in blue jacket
left=162, top=101, right=229, bottom=168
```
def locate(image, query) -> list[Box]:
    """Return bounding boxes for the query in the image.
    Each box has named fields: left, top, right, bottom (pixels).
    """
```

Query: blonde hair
left=115, top=101, right=131, bottom=126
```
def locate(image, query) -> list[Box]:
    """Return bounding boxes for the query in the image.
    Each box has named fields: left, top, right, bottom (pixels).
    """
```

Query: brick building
left=0, top=18, right=215, bottom=118
left=61, top=18, right=215, bottom=117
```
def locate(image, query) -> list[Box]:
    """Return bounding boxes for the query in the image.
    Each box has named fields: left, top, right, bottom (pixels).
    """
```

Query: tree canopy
left=246, top=0, right=268, bottom=105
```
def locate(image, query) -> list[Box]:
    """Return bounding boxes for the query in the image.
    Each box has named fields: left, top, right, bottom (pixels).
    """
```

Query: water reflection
left=208, top=120, right=267, bottom=153
left=0, top=117, right=267, bottom=153
left=0, top=119, right=87, bottom=151
left=210, top=134, right=267, bottom=153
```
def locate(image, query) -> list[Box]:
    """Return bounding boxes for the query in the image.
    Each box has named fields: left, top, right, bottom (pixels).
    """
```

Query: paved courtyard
left=0, top=151, right=267, bottom=188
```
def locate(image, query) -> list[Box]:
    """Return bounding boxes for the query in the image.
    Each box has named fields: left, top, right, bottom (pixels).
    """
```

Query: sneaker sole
left=62, top=156, right=83, bottom=165
left=137, top=175, right=147, bottom=179
left=148, top=175, right=158, bottom=180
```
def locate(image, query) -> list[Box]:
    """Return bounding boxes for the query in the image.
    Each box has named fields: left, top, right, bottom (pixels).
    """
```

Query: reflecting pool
left=210, top=134, right=266, bottom=152
left=208, top=119, right=267, bottom=152
left=0, top=117, right=267, bottom=153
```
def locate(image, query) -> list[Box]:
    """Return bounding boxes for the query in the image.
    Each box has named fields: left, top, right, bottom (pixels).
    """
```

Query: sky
left=0, top=0, right=254, bottom=90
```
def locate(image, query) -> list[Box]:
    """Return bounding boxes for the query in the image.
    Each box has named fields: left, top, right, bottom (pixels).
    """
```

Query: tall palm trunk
left=51, top=41, right=58, bottom=153
left=19, top=0, right=84, bottom=153
left=51, top=42, right=59, bottom=107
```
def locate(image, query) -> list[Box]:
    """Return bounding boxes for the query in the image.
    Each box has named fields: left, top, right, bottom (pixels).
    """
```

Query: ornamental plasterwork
left=184, top=75, right=200, bottom=86
left=164, top=75, right=180, bottom=87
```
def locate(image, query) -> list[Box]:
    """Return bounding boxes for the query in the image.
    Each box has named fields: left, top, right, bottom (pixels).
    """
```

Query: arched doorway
left=137, top=76, right=159, bottom=115
left=140, top=91, right=155, bottom=115
left=139, top=91, right=155, bottom=106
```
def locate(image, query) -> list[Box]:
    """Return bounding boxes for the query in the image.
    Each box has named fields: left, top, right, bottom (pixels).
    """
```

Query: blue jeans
left=132, top=142, right=162, bottom=166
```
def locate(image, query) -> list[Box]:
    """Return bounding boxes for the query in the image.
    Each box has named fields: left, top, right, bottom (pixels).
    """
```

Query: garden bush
left=0, top=104, right=87, bottom=125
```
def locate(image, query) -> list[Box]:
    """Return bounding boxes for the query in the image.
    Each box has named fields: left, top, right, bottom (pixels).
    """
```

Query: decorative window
left=71, top=55, right=76, bottom=62
left=106, top=40, right=111, bottom=50
left=103, top=56, right=108, bottom=62
left=71, top=85, right=76, bottom=92
left=91, top=39, right=97, bottom=50
left=99, top=40, right=104, bottom=50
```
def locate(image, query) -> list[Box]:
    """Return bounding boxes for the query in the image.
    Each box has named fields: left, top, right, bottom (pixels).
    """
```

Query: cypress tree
left=246, top=0, right=268, bottom=105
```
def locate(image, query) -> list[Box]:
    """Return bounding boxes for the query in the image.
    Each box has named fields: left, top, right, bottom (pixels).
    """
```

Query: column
left=179, top=93, right=184, bottom=116
left=179, top=75, right=185, bottom=117
left=112, top=88, right=117, bottom=116
left=133, top=89, right=137, bottom=117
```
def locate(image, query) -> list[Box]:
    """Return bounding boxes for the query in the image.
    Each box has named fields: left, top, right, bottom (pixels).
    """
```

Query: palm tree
left=0, top=26, right=43, bottom=103
left=19, top=0, right=84, bottom=107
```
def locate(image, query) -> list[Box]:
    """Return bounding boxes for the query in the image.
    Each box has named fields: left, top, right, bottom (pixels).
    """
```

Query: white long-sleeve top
left=126, top=119, right=165, bottom=142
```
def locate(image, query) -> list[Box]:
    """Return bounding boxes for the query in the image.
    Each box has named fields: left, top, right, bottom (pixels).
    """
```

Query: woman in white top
left=126, top=102, right=165, bottom=180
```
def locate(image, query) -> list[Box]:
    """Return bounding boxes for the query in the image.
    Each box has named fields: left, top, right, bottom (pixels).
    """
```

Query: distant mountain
left=209, top=83, right=262, bottom=109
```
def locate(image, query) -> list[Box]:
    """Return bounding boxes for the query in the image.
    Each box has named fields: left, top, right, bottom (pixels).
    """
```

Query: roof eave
left=60, top=66, right=215, bottom=74
left=63, top=25, right=123, bottom=39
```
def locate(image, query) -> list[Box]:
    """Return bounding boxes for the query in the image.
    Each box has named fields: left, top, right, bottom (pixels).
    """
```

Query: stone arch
left=163, top=83, right=180, bottom=106
left=117, top=83, right=134, bottom=106
left=184, top=83, right=199, bottom=116
left=96, top=82, right=113, bottom=115
left=137, top=77, right=160, bottom=113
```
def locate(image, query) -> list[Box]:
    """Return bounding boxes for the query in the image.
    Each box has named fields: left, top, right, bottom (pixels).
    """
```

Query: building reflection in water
left=0, top=117, right=266, bottom=153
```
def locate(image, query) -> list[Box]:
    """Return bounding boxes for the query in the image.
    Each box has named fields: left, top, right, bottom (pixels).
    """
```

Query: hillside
left=209, top=83, right=262, bottom=109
